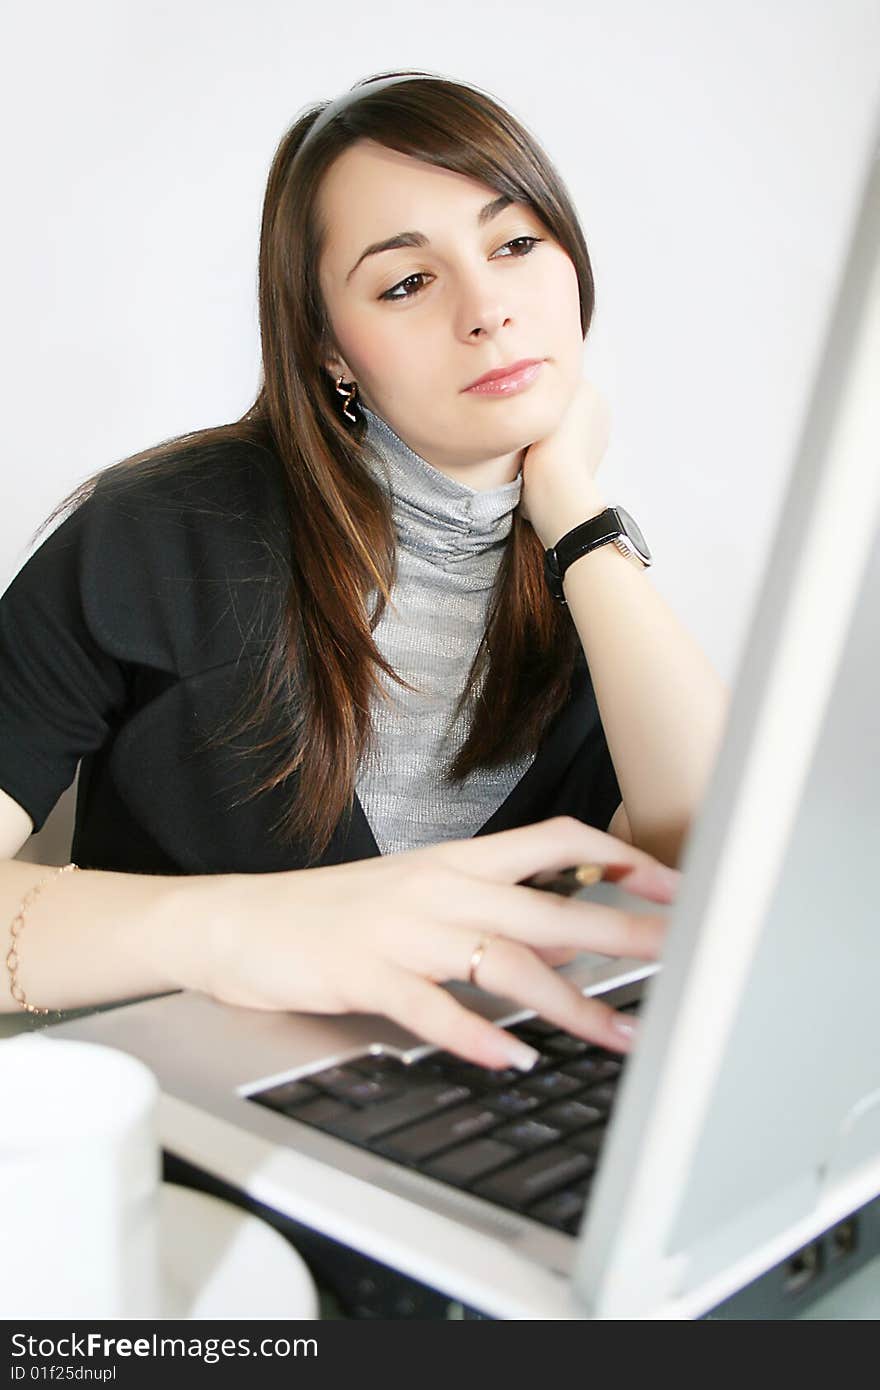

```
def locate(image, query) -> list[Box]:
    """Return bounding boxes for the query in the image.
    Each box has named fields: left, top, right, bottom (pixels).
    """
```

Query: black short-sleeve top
left=0, top=440, right=621, bottom=874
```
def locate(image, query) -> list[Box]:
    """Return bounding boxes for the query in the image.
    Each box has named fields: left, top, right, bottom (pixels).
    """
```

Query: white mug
left=0, top=1032, right=161, bottom=1319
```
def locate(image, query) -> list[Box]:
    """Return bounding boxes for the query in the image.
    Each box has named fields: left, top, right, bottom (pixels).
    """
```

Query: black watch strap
left=544, top=506, right=650, bottom=604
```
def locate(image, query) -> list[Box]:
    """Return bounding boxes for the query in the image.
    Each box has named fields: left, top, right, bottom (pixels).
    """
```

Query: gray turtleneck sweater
left=355, top=404, right=537, bottom=855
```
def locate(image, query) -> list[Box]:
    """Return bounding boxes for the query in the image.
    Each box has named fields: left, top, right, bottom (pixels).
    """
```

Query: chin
left=497, top=400, right=561, bottom=449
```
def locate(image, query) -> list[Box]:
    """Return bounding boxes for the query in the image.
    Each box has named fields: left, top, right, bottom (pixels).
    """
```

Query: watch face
left=616, top=507, right=651, bottom=562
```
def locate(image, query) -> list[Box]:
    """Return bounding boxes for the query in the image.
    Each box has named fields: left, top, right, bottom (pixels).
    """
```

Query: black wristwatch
left=543, top=506, right=652, bottom=604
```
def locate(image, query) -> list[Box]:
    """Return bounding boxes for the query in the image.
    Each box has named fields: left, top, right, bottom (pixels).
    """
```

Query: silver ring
left=467, top=936, right=494, bottom=986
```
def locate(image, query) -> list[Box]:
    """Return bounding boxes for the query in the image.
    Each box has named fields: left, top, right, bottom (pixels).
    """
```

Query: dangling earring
left=335, top=375, right=359, bottom=425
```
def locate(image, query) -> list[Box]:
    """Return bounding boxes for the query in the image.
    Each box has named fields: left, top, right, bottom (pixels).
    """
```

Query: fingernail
left=504, top=1038, right=541, bottom=1072
left=612, top=1014, right=640, bottom=1042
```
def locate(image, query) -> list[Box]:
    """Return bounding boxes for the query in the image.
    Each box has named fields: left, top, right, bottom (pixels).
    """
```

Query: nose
left=457, top=297, right=513, bottom=343
left=446, top=257, right=514, bottom=342
left=467, top=310, right=511, bottom=339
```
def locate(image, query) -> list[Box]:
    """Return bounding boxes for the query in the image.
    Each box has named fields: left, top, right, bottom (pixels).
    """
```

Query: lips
left=463, top=358, right=543, bottom=390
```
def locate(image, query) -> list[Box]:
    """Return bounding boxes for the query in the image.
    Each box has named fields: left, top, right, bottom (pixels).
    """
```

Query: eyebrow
left=345, top=194, right=515, bottom=284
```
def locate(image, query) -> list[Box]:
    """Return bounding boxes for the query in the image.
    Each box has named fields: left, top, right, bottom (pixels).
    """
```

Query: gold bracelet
left=5, top=861, right=80, bottom=1015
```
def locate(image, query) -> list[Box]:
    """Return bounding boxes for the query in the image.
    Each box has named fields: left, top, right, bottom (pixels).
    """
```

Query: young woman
left=0, top=70, right=728, bottom=1069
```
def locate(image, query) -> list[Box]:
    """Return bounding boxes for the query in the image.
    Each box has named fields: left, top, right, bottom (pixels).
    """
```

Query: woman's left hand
left=519, top=376, right=612, bottom=549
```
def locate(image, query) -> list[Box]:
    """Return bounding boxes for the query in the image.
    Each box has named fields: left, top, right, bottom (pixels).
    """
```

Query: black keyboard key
left=308, top=1065, right=405, bottom=1104
left=519, top=1048, right=570, bottom=1071
left=508, top=1017, right=560, bottom=1041
left=251, top=1078, right=319, bottom=1113
left=425, top=1138, right=520, bottom=1185
left=351, top=1053, right=413, bottom=1078
left=579, top=1081, right=618, bottom=1110
left=376, top=1105, right=501, bottom=1162
left=538, top=1098, right=605, bottom=1131
left=308, top=1065, right=359, bottom=1087
left=566, top=1127, right=606, bottom=1157
left=413, top=1053, right=485, bottom=1083
left=491, top=1119, right=563, bottom=1150
left=473, top=1144, right=594, bottom=1210
left=529, top=1187, right=589, bottom=1233
left=319, top=1083, right=472, bottom=1144
left=473, top=1067, right=524, bottom=1090
left=483, top=1088, right=543, bottom=1116
left=415, top=1057, right=526, bottom=1093
left=519, top=1071, right=583, bottom=1101
left=344, top=1076, right=408, bottom=1105
left=286, top=1094, right=354, bottom=1128
left=539, top=1034, right=593, bottom=1059
left=560, top=1057, right=622, bottom=1084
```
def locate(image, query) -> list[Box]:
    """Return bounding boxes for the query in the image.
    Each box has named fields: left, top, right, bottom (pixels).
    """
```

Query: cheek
left=543, top=255, right=583, bottom=335
left=347, top=321, right=420, bottom=393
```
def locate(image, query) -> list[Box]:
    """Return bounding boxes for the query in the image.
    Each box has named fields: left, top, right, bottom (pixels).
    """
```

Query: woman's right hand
left=194, top=816, right=682, bottom=1072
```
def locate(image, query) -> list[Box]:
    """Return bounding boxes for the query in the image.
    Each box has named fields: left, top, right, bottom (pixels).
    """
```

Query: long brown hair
left=33, top=70, right=596, bottom=865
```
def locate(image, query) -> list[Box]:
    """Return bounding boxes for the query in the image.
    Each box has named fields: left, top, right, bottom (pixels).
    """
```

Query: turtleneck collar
left=360, top=403, right=522, bottom=564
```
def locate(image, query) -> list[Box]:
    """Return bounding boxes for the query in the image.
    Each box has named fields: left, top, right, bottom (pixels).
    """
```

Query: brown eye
left=379, top=236, right=543, bottom=303
left=381, top=272, right=429, bottom=302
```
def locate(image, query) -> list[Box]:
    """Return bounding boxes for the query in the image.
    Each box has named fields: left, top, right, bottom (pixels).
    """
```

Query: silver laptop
left=50, top=130, right=880, bottom=1321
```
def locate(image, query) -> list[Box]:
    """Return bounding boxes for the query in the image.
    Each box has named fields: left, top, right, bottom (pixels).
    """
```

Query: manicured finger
left=368, top=962, right=545, bottom=1071
left=437, top=875, right=669, bottom=961
left=458, top=934, right=638, bottom=1055
left=441, top=815, right=681, bottom=904
left=530, top=944, right=583, bottom=968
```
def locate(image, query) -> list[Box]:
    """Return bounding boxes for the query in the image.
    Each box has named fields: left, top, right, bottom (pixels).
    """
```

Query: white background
left=2, top=0, right=878, bottom=863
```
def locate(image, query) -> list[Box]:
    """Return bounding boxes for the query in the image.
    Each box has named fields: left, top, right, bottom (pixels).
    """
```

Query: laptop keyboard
left=248, top=1000, right=640, bottom=1236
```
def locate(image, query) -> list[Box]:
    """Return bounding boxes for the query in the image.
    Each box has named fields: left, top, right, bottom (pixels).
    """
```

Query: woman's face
left=317, top=139, right=585, bottom=490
